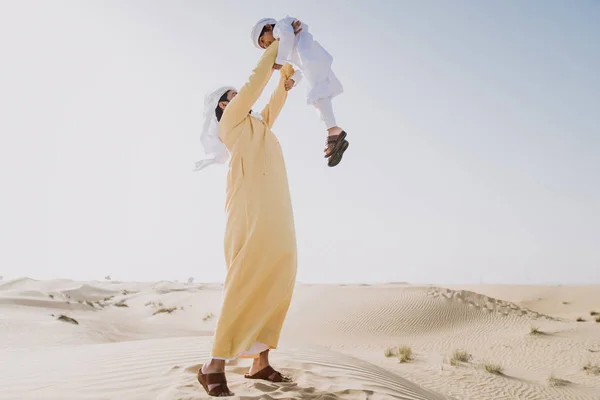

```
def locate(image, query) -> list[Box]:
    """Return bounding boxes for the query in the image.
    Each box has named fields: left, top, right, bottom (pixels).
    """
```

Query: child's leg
left=314, top=97, right=336, bottom=130
left=314, top=97, right=343, bottom=137
left=314, top=97, right=348, bottom=167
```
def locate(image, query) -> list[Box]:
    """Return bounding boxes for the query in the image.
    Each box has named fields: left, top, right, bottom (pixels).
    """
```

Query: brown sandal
left=244, top=365, right=292, bottom=383
left=324, top=131, right=349, bottom=167
left=197, top=369, right=234, bottom=397
left=328, top=139, right=349, bottom=167
left=324, top=131, right=347, bottom=158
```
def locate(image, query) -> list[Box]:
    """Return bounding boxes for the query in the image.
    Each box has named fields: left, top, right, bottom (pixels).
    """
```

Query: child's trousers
left=314, top=97, right=337, bottom=130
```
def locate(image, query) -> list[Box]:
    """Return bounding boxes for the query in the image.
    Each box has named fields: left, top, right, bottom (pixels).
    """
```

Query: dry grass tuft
left=590, top=311, right=599, bottom=316
left=384, top=345, right=413, bottom=362
left=450, top=350, right=472, bottom=366
left=114, top=300, right=128, bottom=308
left=483, top=363, right=504, bottom=375
left=48, top=294, right=54, bottom=299
left=153, top=307, right=177, bottom=315
left=529, top=326, right=543, bottom=335
left=397, top=346, right=413, bottom=363
left=583, top=362, right=600, bottom=376
left=384, top=347, right=397, bottom=358
left=548, top=374, right=569, bottom=387
left=203, top=312, right=214, bottom=321
left=576, top=317, right=586, bottom=322
left=57, top=314, right=79, bottom=325
left=595, top=316, right=600, bottom=323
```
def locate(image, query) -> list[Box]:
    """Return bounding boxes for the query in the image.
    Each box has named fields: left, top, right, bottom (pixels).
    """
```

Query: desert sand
left=1, top=279, right=599, bottom=400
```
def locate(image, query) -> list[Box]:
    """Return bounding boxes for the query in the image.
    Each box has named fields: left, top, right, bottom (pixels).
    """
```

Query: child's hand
left=292, top=20, right=302, bottom=35
left=284, top=79, right=295, bottom=91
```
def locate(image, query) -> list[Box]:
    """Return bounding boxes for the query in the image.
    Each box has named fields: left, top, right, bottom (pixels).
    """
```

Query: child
left=251, top=16, right=349, bottom=167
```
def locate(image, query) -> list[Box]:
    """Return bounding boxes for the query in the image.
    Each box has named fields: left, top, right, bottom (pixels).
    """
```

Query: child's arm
left=219, top=41, right=279, bottom=132
left=261, top=63, right=295, bottom=129
left=273, top=17, right=297, bottom=66
left=290, top=69, right=303, bottom=87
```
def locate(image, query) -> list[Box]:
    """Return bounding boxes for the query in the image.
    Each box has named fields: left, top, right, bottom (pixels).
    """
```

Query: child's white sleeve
left=290, top=69, right=303, bottom=87
left=273, top=17, right=296, bottom=66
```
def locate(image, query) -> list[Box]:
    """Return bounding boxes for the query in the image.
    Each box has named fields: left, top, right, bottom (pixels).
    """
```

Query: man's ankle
left=203, top=359, right=225, bottom=373
left=252, top=358, right=269, bottom=370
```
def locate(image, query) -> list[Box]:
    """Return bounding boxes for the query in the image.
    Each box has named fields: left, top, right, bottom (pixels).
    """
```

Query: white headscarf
left=193, top=86, right=235, bottom=172
left=251, top=17, right=277, bottom=49
left=193, top=86, right=264, bottom=172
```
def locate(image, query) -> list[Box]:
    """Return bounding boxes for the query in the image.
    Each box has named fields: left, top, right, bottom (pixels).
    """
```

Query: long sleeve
left=290, top=69, right=303, bottom=87
left=261, top=63, right=295, bottom=129
left=219, top=41, right=279, bottom=133
left=273, top=17, right=297, bottom=66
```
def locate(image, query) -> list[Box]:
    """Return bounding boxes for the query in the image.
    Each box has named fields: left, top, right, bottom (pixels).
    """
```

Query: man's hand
left=292, top=20, right=302, bottom=36
left=284, top=79, right=295, bottom=91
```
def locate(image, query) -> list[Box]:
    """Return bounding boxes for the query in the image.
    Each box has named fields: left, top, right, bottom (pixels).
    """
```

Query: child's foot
left=327, top=126, right=344, bottom=138
left=324, top=129, right=349, bottom=167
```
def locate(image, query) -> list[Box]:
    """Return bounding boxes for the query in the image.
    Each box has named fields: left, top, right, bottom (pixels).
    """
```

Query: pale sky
left=1, top=0, right=598, bottom=284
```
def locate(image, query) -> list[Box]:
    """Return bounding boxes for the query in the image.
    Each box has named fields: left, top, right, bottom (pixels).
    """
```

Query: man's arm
left=261, top=63, right=295, bottom=129
left=219, top=41, right=279, bottom=132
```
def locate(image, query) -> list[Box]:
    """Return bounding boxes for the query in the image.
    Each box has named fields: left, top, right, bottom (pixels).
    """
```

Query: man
left=196, top=42, right=298, bottom=397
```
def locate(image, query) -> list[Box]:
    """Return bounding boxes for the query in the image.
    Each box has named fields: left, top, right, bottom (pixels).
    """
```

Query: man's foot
left=245, top=350, right=292, bottom=383
left=245, top=365, right=292, bottom=382
left=198, top=360, right=234, bottom=397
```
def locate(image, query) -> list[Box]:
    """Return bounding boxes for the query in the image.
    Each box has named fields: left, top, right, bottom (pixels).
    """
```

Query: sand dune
left=1, top=336, right=453, bottom=400
left=1, top=279, right=600, bottom=399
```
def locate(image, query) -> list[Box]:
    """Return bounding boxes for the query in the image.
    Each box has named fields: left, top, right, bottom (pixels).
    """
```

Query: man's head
left=215, top=89, right=237, bottom=122
left=251, top=18, right=277, bottom=50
